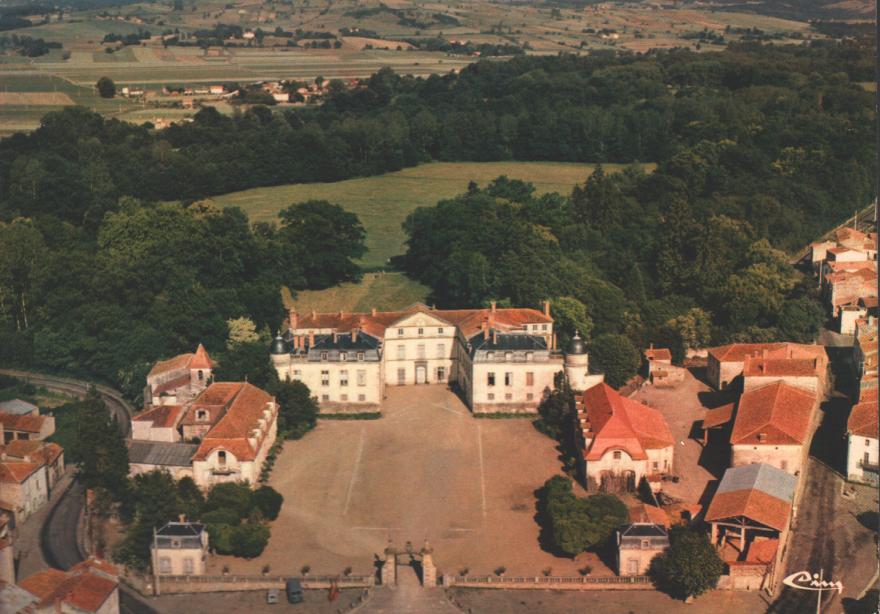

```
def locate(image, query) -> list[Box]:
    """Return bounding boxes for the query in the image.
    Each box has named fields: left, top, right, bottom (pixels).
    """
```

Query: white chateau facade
left=271, top=302, right=603, bottom=413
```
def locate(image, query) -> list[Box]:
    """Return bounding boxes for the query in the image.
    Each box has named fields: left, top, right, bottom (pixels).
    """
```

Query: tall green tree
left=96, top=76, right=115, bottom=98
left=590, top=333, right=641, bottom=388
left=650, top=526, right=724, bottom=600
left=71, top=389, right=129, bottom=499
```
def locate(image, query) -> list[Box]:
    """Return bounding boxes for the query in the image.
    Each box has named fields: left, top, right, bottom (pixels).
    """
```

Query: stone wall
left=443, top=575, right=652, bottom=590
left=151, top=574, right=374, bottom=595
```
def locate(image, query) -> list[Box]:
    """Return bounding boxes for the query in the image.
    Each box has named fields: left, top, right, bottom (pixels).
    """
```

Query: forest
left=0, top=40, right=874, bottom=399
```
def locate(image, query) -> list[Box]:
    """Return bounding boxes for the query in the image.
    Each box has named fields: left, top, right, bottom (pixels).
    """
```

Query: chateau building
left=144, top=344, right=214, bottom=408
left=270, top=302, right=603, bottom=414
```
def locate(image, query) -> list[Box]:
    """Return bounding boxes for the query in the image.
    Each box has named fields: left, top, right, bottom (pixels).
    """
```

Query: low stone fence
left=152, top=574, right=375, bottom=595
left=443, top=574, right=653, bottom=590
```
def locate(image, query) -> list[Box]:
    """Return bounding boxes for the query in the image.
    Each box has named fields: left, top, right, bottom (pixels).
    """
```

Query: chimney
left=492, top=329, right=497, bottom=344
left=308, top=332, right=315, bottom=348
left=178, top=514, right=186, bottom=523
left=490, top=300, right=496, bottom=313
left=542, top=300, right=550, bottom=316
left=371, top=307, right=377, bottom=316
left=352, top=328, right=358, bottom=343
left=332, top=332, right=337, bottom=344
left=289, top=309, right=298, bottom=330
left=482, top=319, right=489, bottom=340
left=339, top=310, right=344, bottom=318
left=311, top=310, right=316, bottom=318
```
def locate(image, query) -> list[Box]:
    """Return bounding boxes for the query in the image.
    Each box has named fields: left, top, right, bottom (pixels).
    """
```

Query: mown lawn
left=284, top=271, right=430, bottom=314
left=209, top=161, right=651, bottom=269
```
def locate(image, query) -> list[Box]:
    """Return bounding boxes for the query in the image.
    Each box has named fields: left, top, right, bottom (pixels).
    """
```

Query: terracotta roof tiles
left=0, top=411, right=48, bottom=433
left=730, top=382, right=815, bottom=446
left=132, top=404, right=185, bottom=429
left=848, top=400, right=879, bottom=439
left=19, top=563, right=118, bottom=613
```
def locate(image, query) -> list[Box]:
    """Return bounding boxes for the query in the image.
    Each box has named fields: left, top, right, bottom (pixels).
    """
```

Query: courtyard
left=212, top=385, right=612, bottom=578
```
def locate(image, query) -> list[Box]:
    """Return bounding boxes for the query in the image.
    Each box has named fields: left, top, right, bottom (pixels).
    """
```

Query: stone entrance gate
left=380, top=540, right=437, bottom=588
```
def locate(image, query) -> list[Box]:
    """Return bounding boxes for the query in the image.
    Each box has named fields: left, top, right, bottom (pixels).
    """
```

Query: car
left=266, top=588, right=279, bottom=604
left=285, top=578, right=304, bottom=604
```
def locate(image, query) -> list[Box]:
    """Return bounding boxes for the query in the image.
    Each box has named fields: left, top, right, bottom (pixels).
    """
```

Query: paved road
left=1, top=369, right=154, bottom=614
left=359, top=566, right=458, bottom=614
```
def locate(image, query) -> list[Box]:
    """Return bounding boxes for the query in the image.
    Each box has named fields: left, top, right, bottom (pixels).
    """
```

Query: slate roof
left=468, top=331, right=548, bottom=353
left=128, top=441, right=198, bottom=467
left=0, top=399, right=38, bottom=415
left=156, top=521, right=205, bottom=537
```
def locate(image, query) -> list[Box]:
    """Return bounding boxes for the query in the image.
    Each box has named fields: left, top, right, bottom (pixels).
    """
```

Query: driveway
left=213, top=385, right=610, bottom=578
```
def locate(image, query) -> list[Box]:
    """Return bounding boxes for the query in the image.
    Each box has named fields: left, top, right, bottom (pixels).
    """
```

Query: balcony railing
left=858, top=459, right=880, bottom=472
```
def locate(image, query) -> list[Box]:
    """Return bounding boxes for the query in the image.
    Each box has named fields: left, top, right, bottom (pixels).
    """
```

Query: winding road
left=0, top=369, right=155, bottom=614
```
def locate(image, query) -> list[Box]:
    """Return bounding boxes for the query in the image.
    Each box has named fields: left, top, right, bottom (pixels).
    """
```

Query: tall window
left=321, top=370, right=329, bottom=386
left=397, top=345, right=406, bottom=360
left=487, top=372, right=495, bottom=386
left=397, top=368, right=406, bottom=385
left=357, top=370, right=366, bottom=386
left=198, top=370, right=204, bottom=381
left=340, top=370, right=349, bottom=386
left=217, top=451, right=227, bottom=466
left=526, top=372, right=534, bottom=386
left=183, top=557, right=194, bottom=575
left=437, top=367, right=446, bottom=382
left=321, top=352, right=328, bottom=361
left=504, top=372, right=512, bottom=386
left=418, top=328, right=424, bottom=336
left=417, top=343, right=426, bottom=359
left=437, top=343, right=445, bottom=358
left=398, top=328, right=404, bottom=336
left=159, top=557, right=172, bottom=574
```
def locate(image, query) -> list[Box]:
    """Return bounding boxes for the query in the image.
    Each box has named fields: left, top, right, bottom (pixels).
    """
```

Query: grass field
left=209, top=161, right=651, bottom=269
left=286, top=271, right=430, bottom=313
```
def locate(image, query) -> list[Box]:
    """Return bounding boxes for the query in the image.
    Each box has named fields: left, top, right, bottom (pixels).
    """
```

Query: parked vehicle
left=266, top=588, right=279, bottom=604
left=285, top=578, right=304, bottom=604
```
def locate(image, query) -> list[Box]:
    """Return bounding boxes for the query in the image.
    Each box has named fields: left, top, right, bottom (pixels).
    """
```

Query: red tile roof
left=745, top=538, right=779, bottom=564
left=193, top=383, right=276, bottom=462
left=704, top=489, right=792, bottom=532
left=1, top=440, right=63, bottom=465
left=703, top=403, right=735, bottom=429
left=19, top=563, right=118, bottom=613
left=292, top=304, right=552, bottom=338
left=628, top=503, right=670, bottom=528
left=148, top=345, right=215, bottom=377
left=709, top=343, right=826, bottom=364
left=742, top=356, right=823, bottom=378
left=645, top=347, right=672, bottom=362
left=730, top=382, right=815, bottom=446
left=132, top=404, right=185, bottom=429
left=0, top=461, right=42, bottom=484
left=0, top=411, right=47, bottom=433
left=580, top=383, right=674, bottom=461
left=848, top=400, right=879, bottom=439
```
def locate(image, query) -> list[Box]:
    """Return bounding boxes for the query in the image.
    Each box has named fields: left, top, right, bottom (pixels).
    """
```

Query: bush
left=230, top=523, right=270, bottom=558
left=251, top=486, right=284, bottom=521
left=650, top=526, right=724, bottom=599
left=202, top=508, right=241, bottom=526
left=205, top=482, right=253, bottom=518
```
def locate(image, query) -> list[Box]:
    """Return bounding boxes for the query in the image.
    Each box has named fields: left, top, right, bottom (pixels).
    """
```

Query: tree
left=664, top=308, right=712, bottom=358
left=204, top=482, right=253, bottom=520
left=251, top=486, right=284, bottom=520
left=0, top=219, right=48, bottom=331
left=71, top=389, right=129, bottom=499
left=176, top=476, right=205, bottom=520
left=776, top=297, right=825, bottom=343
left=536, top=371, right=575, bottom=441
left=650, top=526, right=724, bottom=600
left=272, top=379, right=318, bottom=439
left=590, top=333, right=640, bottom=388
left=226, top=316, right=259, bottom=349
left=229, top=523, right=270, bottom=558
left=551, top=296, right=593, bottom=349
left=96, top=77, right=116, bottom=98
left=214, top=340, right=278, bottom=390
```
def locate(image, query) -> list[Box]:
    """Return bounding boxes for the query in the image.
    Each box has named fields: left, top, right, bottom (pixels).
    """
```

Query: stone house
left=151, top=521, right=209, bottom=576
left=705, top=463, right=796, bottom=591
left=271, top=302, right=601, bottom=414
left=707, top=342, right=827, bottom=391
left=854, top=317, right=878, bottom=400
left=575, top=383, right=674, bottom=492
left=0, top=411, right=55, bottom=443
left=0, top=514, right=13, bottom=585
left=616, top=503, right=670, bottom=576
left=1, top=440, right=64, bottom=493
left=729, top=381, right=816, bottom=476
left=846, top=396, right=879, bottom=485
left=144, top=344, right=214, bottom=408
left=741, top=349, right=829, bottom=397
left=0, top=459, right=48, bottom=524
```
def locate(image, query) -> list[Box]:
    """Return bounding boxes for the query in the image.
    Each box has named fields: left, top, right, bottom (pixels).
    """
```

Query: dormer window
left=398, top=328, right=404, bottom=336
left=504, top=352, right=513, bottom=361
left=217, top=450, right=227, bottom=466
left=487, top=351, right=495, bottom=360
left=438, top=328, right=444, bottom=334
left=613, top=451, right=622, bottom=460
left=357, top=352, right=365, bottom=361
left=172, top=538, right=181, bottom=548
left=196, top=409, right=208, bottom=422
left=418, top=328, right=424, bottom=336
left=758, top=433, right=767, bottom=442
left=340, top=352, right=347, bottom=361
left=525, top=352, right=533, bottom=361
left=321, top=352, right=328, bottom=361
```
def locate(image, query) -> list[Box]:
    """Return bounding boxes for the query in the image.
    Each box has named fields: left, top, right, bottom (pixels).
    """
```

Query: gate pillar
left=381, top=543, right=396, bottom=586
left=420, top=540, right=437, bottom=588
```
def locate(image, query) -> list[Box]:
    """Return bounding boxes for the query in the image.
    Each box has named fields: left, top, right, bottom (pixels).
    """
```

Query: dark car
left=285, top=578, right=304, bottom=604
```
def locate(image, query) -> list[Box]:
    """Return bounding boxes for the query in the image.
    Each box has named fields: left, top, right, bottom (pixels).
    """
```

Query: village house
left=741, top=348, right=828, bottom=397
left=728, top=381, right=816, bottom=476
left=0, top=401, right=54, bottom=443
left=0, top=515, right=13, bottom=585
left=271, top=302, right=602, bottom=414
left=0, top=458, right=48, bottom=525
left=1, top=440, right=64, bottom=492
left=705, top=463, right=796, bottom=591
left=15, top=558, right=119, bottom=614
left=616, top=503, right=670, bottom=576
left=846, top=395, right=879, bottom=485
left=143, top=344, right=214, bottom=409
left=823, top=265, right=878, bottom=317
left=706, top=342, right=827, bottom=391
left=575, top=382, right=674, bottom=492
left=644, top=345, right=685, bottom=387
left=854, top=317, right=878, bottom=400
left=151, top=521, right=209, bottom=576
left=129, top=379, right=278, bottom=490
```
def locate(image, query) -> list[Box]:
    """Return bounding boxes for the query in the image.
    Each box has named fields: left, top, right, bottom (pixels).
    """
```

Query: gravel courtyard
left=210, top=385, right=611, bottom=578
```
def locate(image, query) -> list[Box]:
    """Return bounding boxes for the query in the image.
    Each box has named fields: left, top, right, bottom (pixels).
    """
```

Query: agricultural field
left=0, top=0, right=853, bottom=136
left=207, top=160, right=647, bottom=269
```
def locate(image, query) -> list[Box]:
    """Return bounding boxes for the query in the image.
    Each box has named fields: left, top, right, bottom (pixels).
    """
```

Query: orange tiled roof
left=178, top=382, right=243, bottom=427
left=703, top=403, right=735, bottom=429
left=0, top=411, right=47, bottom=433
left=292, top=304, right=552, bottom=338
left=848, top=400, right=879, bottom=439
left=645, top=347, right=672, bottom=362
left=132, top=404, right=185, bottom=429
left=148, top=345, right=215, bottom=377
left=745, top=538, right=779, bottom=564
left=742, top=356, right=823, bottom=378
left=193, top=383, right=275, bottom=461
left=709, top=342, right=825, bottom=364
left=19, top=564, right=117, bottom=613
left=628, top=503, right=670, bottom=528
left=825, top=260, right=877, bottom=274
left=581, top=383, right=674, bottom=461
left=0, top=461, right=42, bottom=484
left=730, top=382, right=815, bottom=446
left=1, top=440, right=63, bottom=465
left=705, top=489, right=791, bottom=532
